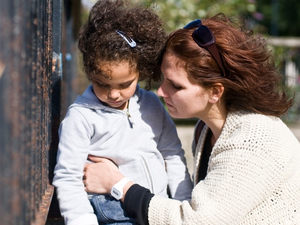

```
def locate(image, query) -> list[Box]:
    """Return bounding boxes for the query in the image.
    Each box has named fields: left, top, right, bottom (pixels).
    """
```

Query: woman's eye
left=172, top=83, right=182, bottom=90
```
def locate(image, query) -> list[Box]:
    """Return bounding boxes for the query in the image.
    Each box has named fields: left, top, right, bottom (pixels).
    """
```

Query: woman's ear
left=209, top=83, right=224, bottom=103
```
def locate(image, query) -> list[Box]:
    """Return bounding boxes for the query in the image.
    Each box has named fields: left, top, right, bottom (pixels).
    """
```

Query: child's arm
left=157, top=106, right=193, bottom=201
left=53, top=108, right=98, bottom=225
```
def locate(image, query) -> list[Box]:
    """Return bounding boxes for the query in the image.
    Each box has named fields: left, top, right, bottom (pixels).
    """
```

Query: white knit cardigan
left=148, top=111, right=300, bottom=224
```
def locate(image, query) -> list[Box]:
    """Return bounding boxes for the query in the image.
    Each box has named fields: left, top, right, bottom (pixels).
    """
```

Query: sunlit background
left=79, top=0, right=300, bottom=123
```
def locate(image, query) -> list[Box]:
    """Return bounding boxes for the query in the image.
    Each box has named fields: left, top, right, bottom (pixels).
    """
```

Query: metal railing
left=0, top=0, right=62, bottom=224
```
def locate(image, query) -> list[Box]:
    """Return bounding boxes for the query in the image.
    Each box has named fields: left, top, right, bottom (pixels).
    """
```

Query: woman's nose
left=157, top=83, right=167, bottom=97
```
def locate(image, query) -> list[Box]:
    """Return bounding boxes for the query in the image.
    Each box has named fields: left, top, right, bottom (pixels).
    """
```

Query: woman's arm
left=84, top=156, right=153, bottom=225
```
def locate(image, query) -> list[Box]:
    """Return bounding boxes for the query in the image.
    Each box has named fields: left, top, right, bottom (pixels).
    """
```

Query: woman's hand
left=83, top=156, right=125, bottom=194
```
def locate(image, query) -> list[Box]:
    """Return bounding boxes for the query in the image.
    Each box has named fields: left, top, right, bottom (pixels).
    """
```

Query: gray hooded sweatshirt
left=53, top=85, right=193, bottom=225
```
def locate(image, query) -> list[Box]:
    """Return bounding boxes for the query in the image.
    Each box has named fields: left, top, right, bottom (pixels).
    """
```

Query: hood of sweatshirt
left=70, top=84, right=140, bottom=126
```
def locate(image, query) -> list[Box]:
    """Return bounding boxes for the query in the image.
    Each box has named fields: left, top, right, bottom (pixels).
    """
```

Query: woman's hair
left=165, top=13, right=293, bottom=116
left=78, top=0, right=167, bottom=89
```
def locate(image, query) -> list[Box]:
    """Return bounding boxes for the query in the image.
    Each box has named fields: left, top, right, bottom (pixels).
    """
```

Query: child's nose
left=108, top=89, right=120, bottom=99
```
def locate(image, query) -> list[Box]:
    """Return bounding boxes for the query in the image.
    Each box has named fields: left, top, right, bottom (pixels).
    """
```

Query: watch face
left=111, top=187, right=122, bottom=199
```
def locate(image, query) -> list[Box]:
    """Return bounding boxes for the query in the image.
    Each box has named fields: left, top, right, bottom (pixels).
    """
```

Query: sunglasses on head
left=184, top=19, right=226, bottom=76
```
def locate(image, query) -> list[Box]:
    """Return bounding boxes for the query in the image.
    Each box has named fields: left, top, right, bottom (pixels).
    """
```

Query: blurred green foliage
left=136, top=0, right=300, bottom=37
left=256, top=0, right=300, bottom=36
left=137, top=0, right=258, bottom=33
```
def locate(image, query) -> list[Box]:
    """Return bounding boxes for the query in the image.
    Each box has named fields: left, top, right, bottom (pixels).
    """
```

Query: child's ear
left=208, top=83, right=224, bottom=104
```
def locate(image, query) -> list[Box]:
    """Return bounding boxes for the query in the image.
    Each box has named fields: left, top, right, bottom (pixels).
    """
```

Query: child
left=52, top=0, right=193, bottom=225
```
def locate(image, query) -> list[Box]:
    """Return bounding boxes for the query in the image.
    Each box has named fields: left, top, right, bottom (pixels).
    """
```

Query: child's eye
left=96, top=82, right=109, bottom=88
left=119, top=82, right=133, bottom=89
left=120, top=84, right=130, bottom=89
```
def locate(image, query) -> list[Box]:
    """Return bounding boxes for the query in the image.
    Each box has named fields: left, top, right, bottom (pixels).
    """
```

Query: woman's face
left=157, top=52, right=210, bottom=119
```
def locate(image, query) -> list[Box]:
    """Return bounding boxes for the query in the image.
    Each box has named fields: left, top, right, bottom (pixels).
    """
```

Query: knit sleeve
left=147, top=143, right=283, bottom=224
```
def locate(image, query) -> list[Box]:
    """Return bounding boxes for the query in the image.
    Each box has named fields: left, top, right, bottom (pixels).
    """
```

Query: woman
left=83, top=13, right=300, bottom=224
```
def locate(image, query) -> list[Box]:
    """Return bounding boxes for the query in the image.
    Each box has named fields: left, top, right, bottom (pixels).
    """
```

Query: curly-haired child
left=52, top=0, right=193, bottom=224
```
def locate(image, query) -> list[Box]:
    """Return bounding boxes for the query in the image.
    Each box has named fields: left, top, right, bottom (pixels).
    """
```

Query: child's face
left=92, top=61, right=139, bottom=110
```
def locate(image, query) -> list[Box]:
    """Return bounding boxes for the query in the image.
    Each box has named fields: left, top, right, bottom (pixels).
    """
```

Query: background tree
left=139, top=0, right=259, bottom=33
left=256, top=0, right=300, bottom=36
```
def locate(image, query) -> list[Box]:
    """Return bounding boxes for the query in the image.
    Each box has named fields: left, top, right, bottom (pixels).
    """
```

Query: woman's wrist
left=121, top=181, right=134, bottom=202
left=109, top=176, right=134, bottom=202
left=107, top=170, right=126, bottom=191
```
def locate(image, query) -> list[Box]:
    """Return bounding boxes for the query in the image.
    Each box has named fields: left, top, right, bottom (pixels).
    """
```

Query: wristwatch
left=110, top=177, right=131, bottom=200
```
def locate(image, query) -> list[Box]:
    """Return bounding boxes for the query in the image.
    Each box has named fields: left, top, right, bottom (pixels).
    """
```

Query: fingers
left=87, top=156, right=117, bottom=168
left=83, top=179, right=91, bottom=192
left=83, top=180, right=89, bottom=192
left=88, top=155, right=112, bottom=163
left=87, top=155, right=103, bottom=162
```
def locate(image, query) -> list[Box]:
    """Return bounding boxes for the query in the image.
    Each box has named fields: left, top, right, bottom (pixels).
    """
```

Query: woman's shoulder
left=219, top=110, right=296, bottom=149
left=219, top=111, right=280, bottom=145
left=225, top=110, right=282, bottom=130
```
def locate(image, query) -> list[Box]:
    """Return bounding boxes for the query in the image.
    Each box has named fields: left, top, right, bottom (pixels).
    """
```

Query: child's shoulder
left=137, top=87, right=161, bottom=102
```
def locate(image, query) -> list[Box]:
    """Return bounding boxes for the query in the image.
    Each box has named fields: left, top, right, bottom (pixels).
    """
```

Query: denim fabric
left=90, top=194, right=135, bottom=225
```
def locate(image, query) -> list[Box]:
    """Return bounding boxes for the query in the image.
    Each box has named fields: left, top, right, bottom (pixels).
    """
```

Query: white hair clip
left=115, top=30, right=137, bottom=48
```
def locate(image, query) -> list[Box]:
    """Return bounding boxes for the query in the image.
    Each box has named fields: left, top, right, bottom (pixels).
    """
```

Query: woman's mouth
left=164, top=100, right=174, bottom=109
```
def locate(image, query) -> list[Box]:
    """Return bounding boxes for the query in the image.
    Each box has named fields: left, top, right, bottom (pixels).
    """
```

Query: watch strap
left=110, top=177, right=131, bottom=200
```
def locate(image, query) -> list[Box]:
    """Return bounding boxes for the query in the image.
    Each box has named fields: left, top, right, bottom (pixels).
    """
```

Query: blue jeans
left=89, top=194, right=135, bottom=225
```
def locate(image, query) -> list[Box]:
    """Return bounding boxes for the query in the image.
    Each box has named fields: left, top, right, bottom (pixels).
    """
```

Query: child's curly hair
left=78, top=0, right=167, bottom=90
